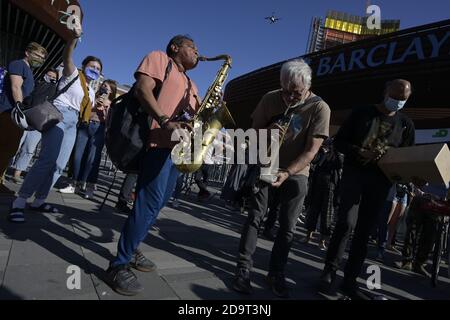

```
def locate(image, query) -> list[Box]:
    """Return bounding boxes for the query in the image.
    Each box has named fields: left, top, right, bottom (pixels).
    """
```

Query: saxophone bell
left=172, top=54, right=234, bottom=174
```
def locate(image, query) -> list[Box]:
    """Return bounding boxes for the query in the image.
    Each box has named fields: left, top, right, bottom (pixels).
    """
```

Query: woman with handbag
left=58, top=79, right=117, bottom=199
left=8, top=19, right=103, bottom=223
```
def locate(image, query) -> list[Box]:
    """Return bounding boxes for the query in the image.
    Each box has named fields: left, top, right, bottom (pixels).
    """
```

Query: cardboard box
left=378, top=143, right=450, bottom=187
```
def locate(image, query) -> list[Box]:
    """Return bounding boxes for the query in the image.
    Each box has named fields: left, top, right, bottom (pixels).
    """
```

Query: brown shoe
left=0, top=184, right=15, bottom=196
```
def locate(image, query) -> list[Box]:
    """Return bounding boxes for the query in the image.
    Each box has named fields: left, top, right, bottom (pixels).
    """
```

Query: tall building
left=307, top=9, right=400, bottom=53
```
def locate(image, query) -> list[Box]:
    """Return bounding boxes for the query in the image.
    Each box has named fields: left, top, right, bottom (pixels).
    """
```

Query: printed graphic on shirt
left=287, top=113, right=304, bottom=140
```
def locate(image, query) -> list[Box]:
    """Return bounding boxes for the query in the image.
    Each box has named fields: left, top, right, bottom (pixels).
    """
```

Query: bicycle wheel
left=431, top=229, right=443, bottom=287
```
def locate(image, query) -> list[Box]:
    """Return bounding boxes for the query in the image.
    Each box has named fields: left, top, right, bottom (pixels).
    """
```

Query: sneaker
left=8, top=207, right=26, bottom=223
left=58, top=185, right=76, bottom=194
left=11, top=176, right=23, bottom=185
left=232, top=268, right=252, bottom=295
left=319, top=239, right=328, bottom=251
left=395, top=260, right=413, bottom=271
left=266, top=273, right=289, bottom=298
left=172, top=199, right=180, bottom=208
left=413, top=263, right=431, bottom=277
left=0, top=184, right=15, bottom=196
left=116, top=201, right=132, bottom=214
left=297, top=214, right=306, bottom=224
left=339, top=283, right=371, bottom=300
left=386, top=245, right=402, bottom=255
left=130, top=250, right=156, bottom=272
left=106, top=264, right=144, bottom=296
left=84, top=184, right=95, bottom=200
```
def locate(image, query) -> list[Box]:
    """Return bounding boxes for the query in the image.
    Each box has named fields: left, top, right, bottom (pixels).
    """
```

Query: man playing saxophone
left=233, top=59, right=331, bottom=298
left=106, top=35, right=201, bottom=296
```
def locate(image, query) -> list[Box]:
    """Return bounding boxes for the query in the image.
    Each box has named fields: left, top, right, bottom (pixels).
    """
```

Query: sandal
left=8, top=208, right=26, bottom=223
left=29, top=203, right=60, bottom=214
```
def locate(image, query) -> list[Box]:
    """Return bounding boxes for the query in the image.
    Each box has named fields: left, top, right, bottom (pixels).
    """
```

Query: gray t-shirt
left=251, top=89, right=331, bottom=176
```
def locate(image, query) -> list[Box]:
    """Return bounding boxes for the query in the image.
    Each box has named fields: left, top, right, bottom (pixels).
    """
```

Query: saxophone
left=171, top=55, right=235, bottom=173
left=259, top=102, right=303, bottom=184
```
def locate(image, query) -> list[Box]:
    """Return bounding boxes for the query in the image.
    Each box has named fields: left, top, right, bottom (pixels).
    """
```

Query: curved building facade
left=225, top=19, right=450, bottom=144
left=0, top=0, right=83, bottom=79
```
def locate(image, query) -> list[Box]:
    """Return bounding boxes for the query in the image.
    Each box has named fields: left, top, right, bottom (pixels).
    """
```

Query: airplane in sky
left=265, top=12, right=281, bottom=24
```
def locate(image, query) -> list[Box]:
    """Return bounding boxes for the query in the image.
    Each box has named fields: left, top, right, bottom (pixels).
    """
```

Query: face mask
left=29, top=59, right=43, bottom=69
left=384, top=97, right=407, bottom=112
left=84, top=67, right=100, bottom=81
left=98, top=86, right=109, bottom=96
left=43, top=75, right=57, bottom=84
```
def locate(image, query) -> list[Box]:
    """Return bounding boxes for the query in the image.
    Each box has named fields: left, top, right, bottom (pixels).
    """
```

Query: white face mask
left=384, top=97, right=407, bottom=112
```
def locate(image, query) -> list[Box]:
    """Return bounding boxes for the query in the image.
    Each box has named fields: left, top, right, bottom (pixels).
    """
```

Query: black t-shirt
left=335, top=105, right=415, bottom=169
left=23, top=80, right=58, bottom=108
left=0, top=59, right=35, bottom=112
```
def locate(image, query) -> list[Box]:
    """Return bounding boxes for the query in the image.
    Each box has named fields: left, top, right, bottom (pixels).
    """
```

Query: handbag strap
left=51, top=74, right=80, bottom=101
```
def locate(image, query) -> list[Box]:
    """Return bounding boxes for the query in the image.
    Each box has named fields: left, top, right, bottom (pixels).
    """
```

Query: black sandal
left=8, top=208, right=26, bottom=223
left=29, top=203, right=60, bottom=214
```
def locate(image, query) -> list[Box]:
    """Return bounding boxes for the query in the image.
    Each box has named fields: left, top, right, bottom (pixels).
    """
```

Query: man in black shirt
left=320, top=79, right=415, bottom=300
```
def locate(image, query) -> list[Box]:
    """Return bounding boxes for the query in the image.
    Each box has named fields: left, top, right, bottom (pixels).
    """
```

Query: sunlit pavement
left=0, top=172, right=449, bottom=300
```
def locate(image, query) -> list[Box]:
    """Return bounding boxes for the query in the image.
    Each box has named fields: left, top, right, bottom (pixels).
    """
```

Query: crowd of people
left=0, top=18, right=449, bottom=300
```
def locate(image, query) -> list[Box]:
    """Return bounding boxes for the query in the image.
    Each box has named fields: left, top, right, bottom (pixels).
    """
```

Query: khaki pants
left=0, top=112, right=23, bottom=184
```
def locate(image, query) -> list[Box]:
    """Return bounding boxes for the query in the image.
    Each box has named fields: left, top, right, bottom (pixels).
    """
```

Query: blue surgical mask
left=384, top=97, right=407, bottom=112
left=84, top=67, right=100, bottom=81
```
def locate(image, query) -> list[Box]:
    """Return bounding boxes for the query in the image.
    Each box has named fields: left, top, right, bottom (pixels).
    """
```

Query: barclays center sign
left=313, top=29, right=450, bottom=77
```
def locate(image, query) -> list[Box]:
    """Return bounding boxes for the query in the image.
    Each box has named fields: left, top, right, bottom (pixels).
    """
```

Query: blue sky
left=73, top=0, right=450, bottom=95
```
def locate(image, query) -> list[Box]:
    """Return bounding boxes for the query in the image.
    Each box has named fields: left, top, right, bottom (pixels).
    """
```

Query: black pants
left=195, top=165, right=210, bottom=195
left=402, top=197, right=439, bottom=264
left=305, top=174, right=335, bottom=237
left=118, top=173, right=138, bottom=204
left=264, top=187, right=281, bottom=232
left=324, top=165, right=391, bottom=288
left=237, top=175, right=308, bottom=274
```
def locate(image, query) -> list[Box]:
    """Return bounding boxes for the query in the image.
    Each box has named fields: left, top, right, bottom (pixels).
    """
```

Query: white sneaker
left=172, top=199, right=180, bottom=208
left=58, top=185, right=75, bottom=194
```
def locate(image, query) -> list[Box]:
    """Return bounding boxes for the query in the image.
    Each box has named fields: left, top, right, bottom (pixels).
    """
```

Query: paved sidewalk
left=0, top=173, right=449, bottom=300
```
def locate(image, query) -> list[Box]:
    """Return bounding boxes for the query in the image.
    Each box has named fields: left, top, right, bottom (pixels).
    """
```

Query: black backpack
left=105, top=61, right=172, bottom=173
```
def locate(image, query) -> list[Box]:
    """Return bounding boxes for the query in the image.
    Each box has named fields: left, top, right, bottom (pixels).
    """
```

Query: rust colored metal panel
left=9, top=0, right=83, bottom=41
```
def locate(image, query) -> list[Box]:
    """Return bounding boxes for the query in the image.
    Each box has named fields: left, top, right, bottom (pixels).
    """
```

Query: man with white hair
left=233, top=59, right=330, bottom=298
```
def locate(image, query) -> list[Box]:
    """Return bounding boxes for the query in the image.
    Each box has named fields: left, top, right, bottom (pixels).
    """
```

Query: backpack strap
left=51, top=74, right=79, bottom=101
left=153, top=60, right=173, bottom=99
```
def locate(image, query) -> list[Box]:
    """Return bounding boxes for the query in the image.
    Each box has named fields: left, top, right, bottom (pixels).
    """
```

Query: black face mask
left=44, top=75, right=57, bottom=84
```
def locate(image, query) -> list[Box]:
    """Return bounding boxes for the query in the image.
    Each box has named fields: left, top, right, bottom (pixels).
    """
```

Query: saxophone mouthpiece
left=198, top=55, right=232, bottom=64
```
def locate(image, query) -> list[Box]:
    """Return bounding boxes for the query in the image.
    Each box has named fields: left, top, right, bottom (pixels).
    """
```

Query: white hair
left=280, top=59, right=312, bottom=89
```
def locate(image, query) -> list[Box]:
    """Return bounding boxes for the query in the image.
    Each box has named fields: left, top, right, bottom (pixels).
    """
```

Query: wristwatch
left=158, top=115, right=170, bottom=128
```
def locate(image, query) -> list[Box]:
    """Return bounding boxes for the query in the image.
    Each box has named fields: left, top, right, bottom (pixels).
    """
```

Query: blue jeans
left=112, top=148, right=180, bottom=267
left=12, top=130, right=42, bottom=172
left=73, top=121, right=105, bottom=184
left=18, top=106, right=79, bottom=200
